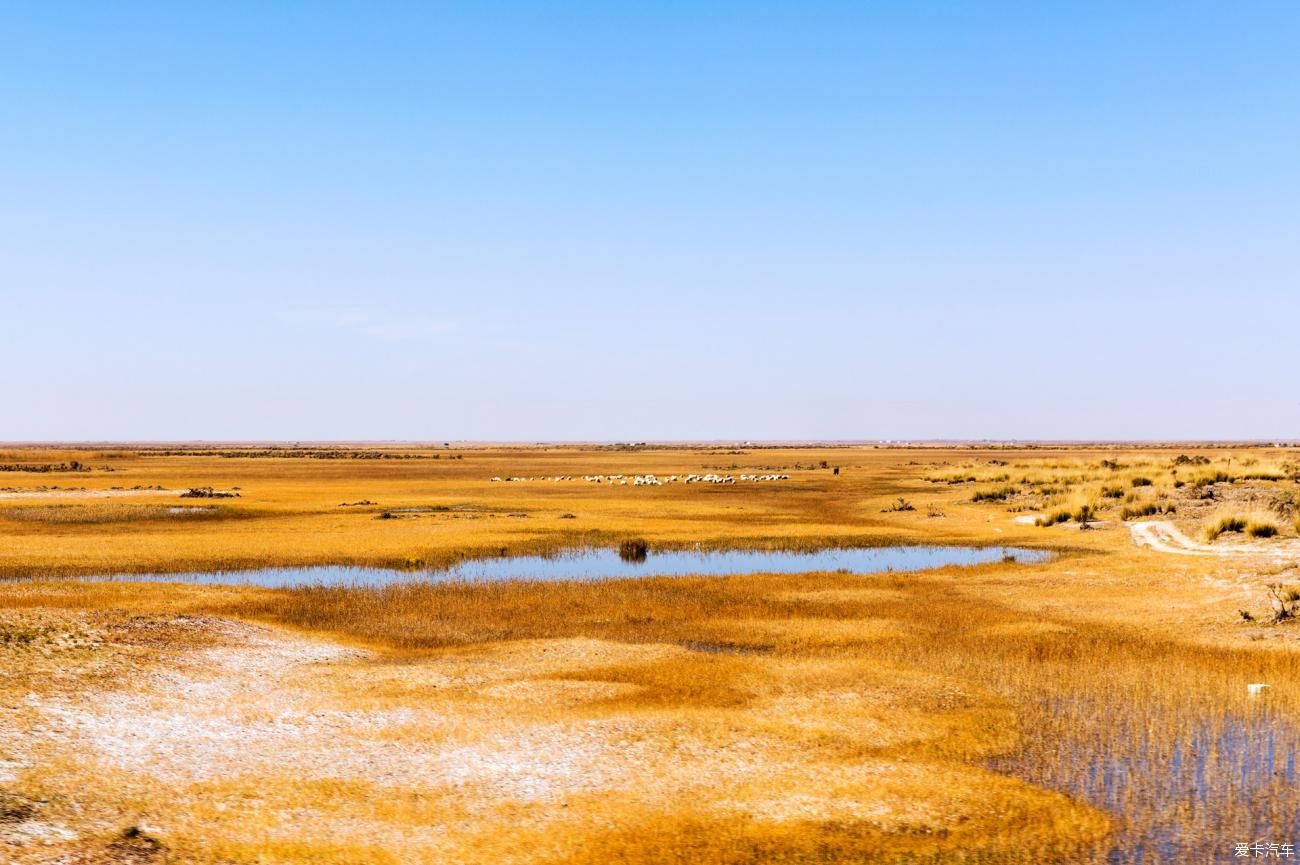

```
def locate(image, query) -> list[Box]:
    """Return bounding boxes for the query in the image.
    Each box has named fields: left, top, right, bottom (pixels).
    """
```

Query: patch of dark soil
left=105, top=826, right=164, bottom=863
left=0, top=791, right=38, bottom=823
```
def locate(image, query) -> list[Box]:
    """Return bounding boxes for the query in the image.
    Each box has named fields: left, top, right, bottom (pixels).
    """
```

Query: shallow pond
left=991, top=695, right=1300, bottom=864
left=84, top=544, right=1048, bottom=587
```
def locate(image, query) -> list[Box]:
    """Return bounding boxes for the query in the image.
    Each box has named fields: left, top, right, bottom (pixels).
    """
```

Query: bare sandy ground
left=1129, top=520, right=1300, bottom=560
left=0, top=489, right=180, bottom=500
left=0, top=613, right=1088, bottom=863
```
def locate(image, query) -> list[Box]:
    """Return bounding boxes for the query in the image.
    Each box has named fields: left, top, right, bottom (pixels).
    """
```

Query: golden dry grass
left=1, top=444, right=1299, bottom=863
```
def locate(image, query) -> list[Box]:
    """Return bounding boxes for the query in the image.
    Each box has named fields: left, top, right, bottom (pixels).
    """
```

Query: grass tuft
left=1120, top=504, right=1160, bottom=521
left=1248, top=521, right=1279, bottom=539
left=1204, top=516, right=1247, bottom=541
left=972, top=486, right=1017, bottom=503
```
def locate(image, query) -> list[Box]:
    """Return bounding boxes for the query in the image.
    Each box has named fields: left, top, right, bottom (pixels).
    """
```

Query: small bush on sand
left=1121, top=503, right=1160, bottom=521
left=1131, top=477, right=1153, bottom=488
left=1248, top=521, right=1279, bottom=539
left=972, top=486, right=1017, bottom=503
left=1268, top=584, right=1300, bottom=622
left=1268, top=490, right=1298, bottom=518
left=1204, top=516, right=1247, bottom=541
left=1035, top=509, right=1071, bottom=527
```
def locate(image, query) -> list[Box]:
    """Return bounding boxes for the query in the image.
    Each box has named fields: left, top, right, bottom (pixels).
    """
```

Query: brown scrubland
left=2, top=443, right=1300, bottom=863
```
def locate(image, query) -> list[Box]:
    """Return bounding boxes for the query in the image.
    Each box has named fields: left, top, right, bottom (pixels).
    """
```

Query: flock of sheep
left=489, top=473, right=791, bottom=486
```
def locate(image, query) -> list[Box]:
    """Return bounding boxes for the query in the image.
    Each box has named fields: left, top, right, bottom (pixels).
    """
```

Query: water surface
left=991, top=695, right=1300, bottom=863
left=85, top=544, right=1048, bottom=587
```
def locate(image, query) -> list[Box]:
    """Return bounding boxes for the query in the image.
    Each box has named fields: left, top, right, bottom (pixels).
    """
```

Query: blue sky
left=3, top=2, right=1297, bottom=441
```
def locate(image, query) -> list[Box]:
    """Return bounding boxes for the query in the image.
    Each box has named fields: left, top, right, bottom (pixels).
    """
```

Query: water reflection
left=991, top=695, right=1300, bottom=863
left=79, top=544, right=1048, bottom=587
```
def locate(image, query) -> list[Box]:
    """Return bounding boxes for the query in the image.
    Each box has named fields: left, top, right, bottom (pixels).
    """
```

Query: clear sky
left=3, top=2, right=1297, bottom=441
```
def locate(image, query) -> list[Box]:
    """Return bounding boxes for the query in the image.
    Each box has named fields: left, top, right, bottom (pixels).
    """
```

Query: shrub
left=1204, top=516, right=1247, bottom=541
left=881, top=497, right=916, bottom=512
left=618, top=538, right=649, bottom=562
left=1268, top=584, right=1300, bottom=622
left=1269, top=490, right=1298, bottom=518
left=929, top=474, right=977, bottom=485
left=1121, top=503, right=1160, bottom=521
left=1035, top=510, right=1071, bottom=527
left=972, top=486, right=1017, bottom=503
left=1248, top=521, right=1279, bottom=538
left=179, top=486, right=239, bottom=499
left=1131, top=477, right=1153, bottom=488
left=1101, top=485, right=1125, bottom=499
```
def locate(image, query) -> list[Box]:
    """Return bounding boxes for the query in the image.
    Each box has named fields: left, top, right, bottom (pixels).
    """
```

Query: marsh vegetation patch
left=0, top=504, right=222, bottom=524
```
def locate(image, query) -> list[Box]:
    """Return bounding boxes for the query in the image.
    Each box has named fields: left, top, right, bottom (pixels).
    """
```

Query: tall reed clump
left=1036, top=502, right=1096, bottom=527
left=1035, top=510, right=1071, bottom=527
left=1120, top=503, right=1165, bottom=521
left=1204, top=516, right=1247, bottom=541
left=972, top=486, right=1017, bottom=503
left=1204, top=512, right=1279, bottom=541
left=618, top=538, right=649, bottom=562
left=1248, top=521, right=1279, bottom=538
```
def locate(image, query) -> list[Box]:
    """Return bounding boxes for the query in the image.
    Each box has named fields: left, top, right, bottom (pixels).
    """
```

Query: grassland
left=2, top=444, right=1300, bottom=863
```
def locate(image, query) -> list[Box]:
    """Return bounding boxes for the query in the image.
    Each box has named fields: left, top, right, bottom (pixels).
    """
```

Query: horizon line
left=2, top=439, right=1297, bottom=448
